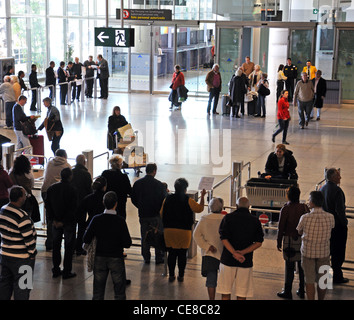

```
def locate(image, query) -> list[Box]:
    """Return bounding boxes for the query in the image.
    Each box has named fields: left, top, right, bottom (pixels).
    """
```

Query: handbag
left=23, top=193, right=41, bottom=223
left=282, top=235, right=301, bottom=262
left=258, top=83, right=270, bottom=96
left=145, top=224, right=165, bottom=251
left=83, top=237, right=97, bottom=272
left=21, top=118, right=37, bottom=136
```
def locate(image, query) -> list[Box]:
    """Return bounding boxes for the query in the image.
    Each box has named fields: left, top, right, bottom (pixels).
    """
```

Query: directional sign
left=94, top=27, right=135, bottom=48
left=116, top=9, right=172, bottom=21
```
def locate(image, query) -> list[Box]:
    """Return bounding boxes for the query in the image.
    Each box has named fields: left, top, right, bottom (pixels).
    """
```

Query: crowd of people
left=0, top=56, right=347, bottom=302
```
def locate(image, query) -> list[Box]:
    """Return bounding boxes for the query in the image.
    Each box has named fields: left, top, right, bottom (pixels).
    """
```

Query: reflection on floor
left=1, top=89, right=354, bottom=301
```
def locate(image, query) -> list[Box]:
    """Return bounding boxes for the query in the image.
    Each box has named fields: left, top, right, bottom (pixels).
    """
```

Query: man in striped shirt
left=297, top=191, right=334, bottom=300
left=0, top=186, right=37, bottom=300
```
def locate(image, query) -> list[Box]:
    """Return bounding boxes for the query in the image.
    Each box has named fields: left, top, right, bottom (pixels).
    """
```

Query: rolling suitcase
left=221, top=94, right=231, bottom=115
left=29, top=135, right=45, bottom=165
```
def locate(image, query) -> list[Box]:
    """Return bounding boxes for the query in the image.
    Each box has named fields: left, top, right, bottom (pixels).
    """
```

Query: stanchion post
left=67, top=82, right=72, bottom=105
left=81, top=79, right=85, bottom=102
left=82, top=149, right=94, bottom=178
left=230, top=161, right=243, bottom=207
left=94, top=78, right=98, bottom=99
left=2, top=143, right=15, bottom=172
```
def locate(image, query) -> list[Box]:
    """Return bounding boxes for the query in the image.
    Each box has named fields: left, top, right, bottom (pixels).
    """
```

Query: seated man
left=263, top=144, right=298, bottom=180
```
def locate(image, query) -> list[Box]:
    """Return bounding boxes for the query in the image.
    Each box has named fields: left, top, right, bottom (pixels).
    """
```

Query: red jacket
left=277, top=97, right=290, bottom=120
left=171, top=72, right=185, bottom=90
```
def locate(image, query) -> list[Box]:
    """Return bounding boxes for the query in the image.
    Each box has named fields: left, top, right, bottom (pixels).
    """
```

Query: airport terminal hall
left=1, top=0, right=354, bottom=305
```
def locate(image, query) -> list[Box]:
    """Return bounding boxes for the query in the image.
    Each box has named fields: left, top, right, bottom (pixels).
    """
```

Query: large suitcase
left=29, top=135, right=44, bottom=165
left=221, top=95, right=231, bottom=115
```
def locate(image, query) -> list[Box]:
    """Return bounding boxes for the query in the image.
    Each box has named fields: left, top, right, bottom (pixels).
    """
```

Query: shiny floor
left=1, top=88, right=354, bottom=301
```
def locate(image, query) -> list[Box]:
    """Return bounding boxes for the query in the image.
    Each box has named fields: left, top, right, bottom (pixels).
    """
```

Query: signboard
left=94, top=27, right=135, bottom=48
left=259, top=214, right=269, bottom=225
left=116, top=9, right=172, bottom=21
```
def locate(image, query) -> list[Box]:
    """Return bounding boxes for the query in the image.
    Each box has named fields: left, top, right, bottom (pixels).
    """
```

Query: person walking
left=45, top=167, right=78, bottom=279
left=320, top=168, right=349, bottom=284
left=311, top=70, right=327, bottom=121
left=131, top=163, right=167, bottom=264
left=217, top=197, right=264, bottom=300
left=83, top=191, right=132, bottom=300
left=161, top=178, right=206, bottom=282
left=193, top=197, right=225, bottom=300
left=297, top=191, right=335, bottom=300
left=169, top=65, right=185, bottom=110
left=205, top=64, right=222, bottom=115
left=272, top=90, right=291, bottom=145
left=276, top=186, right=309, bottom=299
left=293, top=72, right=314, bottom=129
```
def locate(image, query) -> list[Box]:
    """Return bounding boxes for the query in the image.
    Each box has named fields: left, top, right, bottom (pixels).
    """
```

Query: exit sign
left=94, top=27, right=135, bottom=48
left=313, top=9, right=319, bottom=14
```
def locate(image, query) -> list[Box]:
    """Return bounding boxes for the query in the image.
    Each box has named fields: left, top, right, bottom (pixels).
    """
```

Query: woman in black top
left=107, top=106, right=128, bottom=150
left=101, top=154, right=131, bottom=220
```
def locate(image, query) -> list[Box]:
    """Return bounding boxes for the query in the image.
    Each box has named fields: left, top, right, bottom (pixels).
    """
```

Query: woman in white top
left=277, top=64, right=288, bottom=102
left=193, top=197, right=225, bottom=300
left=248, top=64, right=262, bottom=91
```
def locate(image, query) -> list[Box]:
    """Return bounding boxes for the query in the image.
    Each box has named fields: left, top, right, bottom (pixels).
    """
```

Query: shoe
left=282, top=141, right=289, bottom=145
left=300, top=125, right=304, bottom=129
left=261, top=115, right=266, bottom=118
left=62, top=272, right=77, bottom=279
left=235, top=115, right=241, bottom=118
left=296, top=289, right=305, bottom=299
left=156, top=260, right=164, bottom=265
left=126, top=279, right=132, bottom=285
left=333, top=278, right=349, bottom=284
left=52, top=270, right=62, bottom=278
left=144, top=260, right=150, bottom=264
left=272, top=135, right=275, bottom=143
left=310, top=116, right=314, bottom=120
left=277, top=290, right=293, bottom=299
left=177, top=276, right=184, bottom=282
left=305, top=120, right=309, bottom=126
left=213, top=112, right=219, bottom=115
left=316, top=117, right=320, bottom=121
left=168, top=276, right=176, bottom=282
left=254, top=114, right=261, bottom=117
left=169, top=106, right=173, bottom=110
left=207, top=112, right=210, bottom=115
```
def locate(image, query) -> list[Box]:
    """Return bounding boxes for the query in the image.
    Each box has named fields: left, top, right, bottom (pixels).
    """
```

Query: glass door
left=289, top=29, right=315, bottom=80
left=335, top=29, right=354, bottom=101
left=218, top=27, right=242, bottom=94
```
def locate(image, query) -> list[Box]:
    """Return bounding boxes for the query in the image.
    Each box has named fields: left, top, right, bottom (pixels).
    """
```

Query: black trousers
left=51, top=131, right=63, bottom=155
left=31, top=89, right=37, bottom=110
left=85, top=79, right=94, bottom=97
left=285, top=78, right=295, bottom=102
left=167, top=248, right=188, bottom=277
left=100, top=78, right=109, bottom=98
left=60, top=84, right=68, bottom=105
left=331, top=224, right=348, bottom=281
left=283, top=260, right=305, bottom=293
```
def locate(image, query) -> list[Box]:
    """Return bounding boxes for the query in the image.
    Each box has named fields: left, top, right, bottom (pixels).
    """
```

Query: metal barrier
left=24, top=87, right=42, bottom=112
left=0, top=97, right=5, bottom=120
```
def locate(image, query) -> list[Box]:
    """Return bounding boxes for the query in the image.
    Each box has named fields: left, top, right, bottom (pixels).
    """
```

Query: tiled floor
left=1, top=88, right=354, bottom=301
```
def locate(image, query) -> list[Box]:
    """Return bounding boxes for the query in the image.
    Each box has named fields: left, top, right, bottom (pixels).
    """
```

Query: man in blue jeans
left=293, top=72, right=314, bottom=129
left=83, top=191, right=132, bottom=300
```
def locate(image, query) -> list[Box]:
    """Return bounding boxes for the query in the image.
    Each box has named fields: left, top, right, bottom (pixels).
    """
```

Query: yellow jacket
left=302, top=65, right=317, bottom=80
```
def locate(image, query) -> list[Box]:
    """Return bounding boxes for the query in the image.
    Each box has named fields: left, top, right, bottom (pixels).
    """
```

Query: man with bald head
left=71, top=154, right=93, bottom=255
left=217, top=197, right=264, bottom=300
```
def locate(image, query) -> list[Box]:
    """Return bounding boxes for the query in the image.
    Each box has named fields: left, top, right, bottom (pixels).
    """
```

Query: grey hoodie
left=41, top=156, right=71, bottom=193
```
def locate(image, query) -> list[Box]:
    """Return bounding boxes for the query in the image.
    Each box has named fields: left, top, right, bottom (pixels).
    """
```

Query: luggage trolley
left=113, top=124, right=148, bottom=177
left=245, top=178, right=298, bottom=230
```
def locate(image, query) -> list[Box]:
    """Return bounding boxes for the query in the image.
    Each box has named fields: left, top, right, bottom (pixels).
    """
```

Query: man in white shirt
left=297, top=191, right=334, bottom=300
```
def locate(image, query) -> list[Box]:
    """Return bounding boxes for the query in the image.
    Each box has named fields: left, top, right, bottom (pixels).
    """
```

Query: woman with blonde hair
left=101, top=154, right=131, bottom=220
left=11, top=75, right=21, bottom=101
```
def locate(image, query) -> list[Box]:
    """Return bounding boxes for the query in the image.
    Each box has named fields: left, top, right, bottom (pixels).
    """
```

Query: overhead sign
left=116, top=9, right=172, bottom=21
left=94, top=28, right=135, bottom=48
